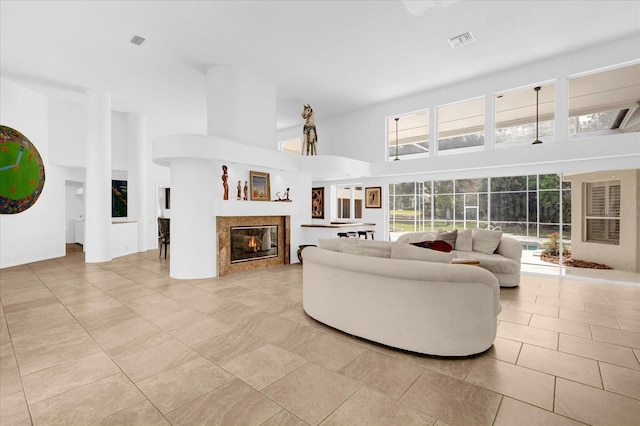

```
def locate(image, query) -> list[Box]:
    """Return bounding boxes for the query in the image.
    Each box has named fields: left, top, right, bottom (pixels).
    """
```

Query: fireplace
left=217, top=215, right=290, bottom=276
left=230, top=225, right=278, bottom=263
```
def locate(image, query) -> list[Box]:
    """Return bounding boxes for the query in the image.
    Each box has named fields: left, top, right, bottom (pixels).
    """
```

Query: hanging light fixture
left=394, top=117, right=400, bottom=161
left=532, top=86, right=542, bottom=144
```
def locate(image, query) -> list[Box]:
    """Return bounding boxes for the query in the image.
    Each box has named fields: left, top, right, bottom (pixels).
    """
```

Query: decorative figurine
left=237, top=180, right=242, bottom=200
left=276, top=188, right=291, bottom=201
left=301, top=104, right=317, bottom=156
left=222, top=165, right=229, bottom=200
left=243, top=181, right=249, bottom=200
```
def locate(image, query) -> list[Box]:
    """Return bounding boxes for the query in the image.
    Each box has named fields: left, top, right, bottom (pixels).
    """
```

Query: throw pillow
left=436, top=229, right=458, bottom=248
left=472, top=228, right=503, bottom=254
left=347, top=239, right=393, bottom=258
left=410, top=240, right=453, bottom=252
left=390, top=242, right=453, bottom=263
left=455, top=229, right=473, bottom=252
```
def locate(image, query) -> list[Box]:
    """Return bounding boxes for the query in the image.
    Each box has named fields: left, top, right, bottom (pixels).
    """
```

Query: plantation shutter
left=585, top=181, right=620, bottom=244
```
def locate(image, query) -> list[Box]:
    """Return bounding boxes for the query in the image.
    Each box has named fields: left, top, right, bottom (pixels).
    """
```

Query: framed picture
left=250, top=171, right=271, bottom=201
left=365, top=186, right=382, bottom=208
left=311, top=187, right=324, bottom=219
left=111, top=180, right=128, bottom=217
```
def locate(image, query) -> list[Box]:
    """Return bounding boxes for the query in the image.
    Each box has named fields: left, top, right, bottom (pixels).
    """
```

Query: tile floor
left=1, top=246, right=639, bottom=425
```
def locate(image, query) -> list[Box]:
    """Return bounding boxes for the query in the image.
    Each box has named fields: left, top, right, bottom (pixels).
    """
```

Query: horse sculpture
left=301, top=104, right=318, bottom=155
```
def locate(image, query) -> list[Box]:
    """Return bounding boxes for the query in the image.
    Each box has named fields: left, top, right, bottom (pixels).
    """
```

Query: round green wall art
left=0, top=125, right=46, bottom=214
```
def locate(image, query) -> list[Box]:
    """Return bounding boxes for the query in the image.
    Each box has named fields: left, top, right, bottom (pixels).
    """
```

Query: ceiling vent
left=130, top=35, right=146, bottom=46
left=448, top=32, right=475, bottom=48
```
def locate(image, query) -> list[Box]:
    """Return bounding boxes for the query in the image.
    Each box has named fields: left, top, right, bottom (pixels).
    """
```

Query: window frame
left=436, top=96, right=486, bottom=155
left=336, top=185, right=363, bottom=220
left=584, top=181, right=620, bottom=245
left=494, top=82, right=556, bottom=147
left=278, top=137, right=302, bottom=154
left=386, top=110, right=430, bottom=161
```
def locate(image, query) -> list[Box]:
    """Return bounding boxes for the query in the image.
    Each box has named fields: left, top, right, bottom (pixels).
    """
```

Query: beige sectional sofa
left=302, top=240, right=502, bottom=356
left=397, top=229, right=522, bottom=287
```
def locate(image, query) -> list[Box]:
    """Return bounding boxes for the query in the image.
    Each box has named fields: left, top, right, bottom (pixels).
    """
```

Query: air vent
left=130, top=35, right=146, bottom=46
left=448, top=31, right=475, bottom=48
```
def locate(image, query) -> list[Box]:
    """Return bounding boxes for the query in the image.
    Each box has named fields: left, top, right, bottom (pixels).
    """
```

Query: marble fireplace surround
left=217, top=215, right=290, bottom=276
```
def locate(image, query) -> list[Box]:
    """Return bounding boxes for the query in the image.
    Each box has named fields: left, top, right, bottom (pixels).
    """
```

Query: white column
left=170, top=159, right=216, bottom=278
left=127, top=113, right=147, bottom=252
left=84, top=89, right=112, bottom=263
left=206, top=65, right=276, bottom=149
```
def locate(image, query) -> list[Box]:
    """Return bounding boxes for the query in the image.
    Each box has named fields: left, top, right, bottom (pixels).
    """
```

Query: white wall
left=111, top=111, right=127, bottom=171
left=277, top=34, right=640, bottom=168
left=65, top=182, right=84, bottom=218
left=277, top=34, right=640, bottom=246
left=302, top=177, right=388, bottom=244
left=210, top=161, right=311, bottom=270
left=145, top=116, right=206, bottom=251
left=48, top=98, right=86, bottom=167
left=0, top=78, right=66, bottom=267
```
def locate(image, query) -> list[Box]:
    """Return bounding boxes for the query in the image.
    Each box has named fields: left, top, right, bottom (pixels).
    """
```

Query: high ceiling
left=1, top=0, right=639, bottom=131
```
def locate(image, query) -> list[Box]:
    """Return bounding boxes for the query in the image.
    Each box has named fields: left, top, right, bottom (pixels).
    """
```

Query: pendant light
left=394, top=117, right=400, bottom=161
left=532, top=86, right=542, bottom=144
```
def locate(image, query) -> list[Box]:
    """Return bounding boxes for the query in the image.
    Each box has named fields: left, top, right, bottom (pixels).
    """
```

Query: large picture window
left=389, top=174, right=571, bottom=241
left=585, top=181, right=620, bottom=244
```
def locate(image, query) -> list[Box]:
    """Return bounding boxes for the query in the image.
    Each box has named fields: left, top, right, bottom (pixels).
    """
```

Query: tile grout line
left=24, top=259, right=176, bottom=425
left=1, top=280, right=36, bottom=426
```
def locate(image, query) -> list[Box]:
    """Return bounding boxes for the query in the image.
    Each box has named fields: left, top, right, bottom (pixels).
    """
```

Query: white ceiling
left=1, top=0, right=639, bottom=132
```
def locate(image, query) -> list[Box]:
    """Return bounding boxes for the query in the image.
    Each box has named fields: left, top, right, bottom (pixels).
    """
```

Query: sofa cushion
left=342, top=239, right=393, bottom=258
left=436, top=229, right=458, bottom=248
left=455, top=229, right=473, bottom=252
left=470, top=251, right=520, bottom=274
left=411, top=240, right=453, bottom=252
left=472, top=229, right=503, bottom=254
left=390, top=242, right=453, bottom=263
left=318, top=238, right=344, bottom=252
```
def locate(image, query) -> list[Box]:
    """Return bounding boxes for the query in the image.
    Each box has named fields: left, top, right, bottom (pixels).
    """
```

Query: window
left=389, top=174, right=571, bottom=240
left=278, top=138, right=301, bottom=154
left=387, top=111, right=429, bottom=160
left=437, top=97, right=485, bottom=153
left=337, top=185, right=363, bottom=220
left=568, top=63, right=640, bottom=138
left=585, top=181, right=620, bottom=244
left=495, top=83, right=555, bottom=145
